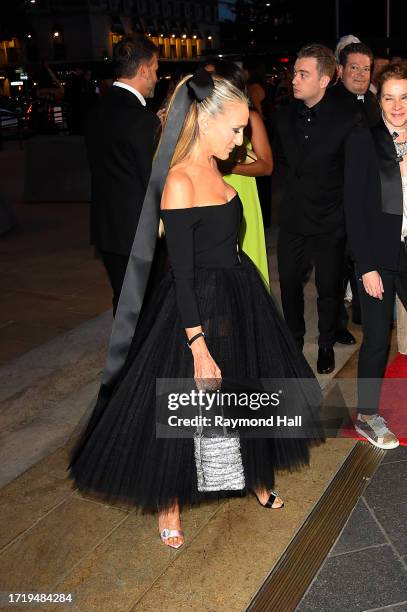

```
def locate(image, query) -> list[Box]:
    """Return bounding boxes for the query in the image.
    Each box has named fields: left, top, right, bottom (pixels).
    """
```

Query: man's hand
left=362, top=271, right=384, bottom=300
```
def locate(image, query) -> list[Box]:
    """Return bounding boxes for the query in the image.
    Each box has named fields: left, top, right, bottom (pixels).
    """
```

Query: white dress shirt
left=113, top=81, right=146, bottom=106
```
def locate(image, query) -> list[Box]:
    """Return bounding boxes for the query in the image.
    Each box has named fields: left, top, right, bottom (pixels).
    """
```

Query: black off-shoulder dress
left=69, top=195, right=323, bottom=512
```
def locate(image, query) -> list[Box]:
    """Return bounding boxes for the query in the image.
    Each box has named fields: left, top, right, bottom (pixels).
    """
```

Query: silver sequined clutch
left=194, top=434, right=245, bottom=491
left=193, top=398, right=245, bottom=492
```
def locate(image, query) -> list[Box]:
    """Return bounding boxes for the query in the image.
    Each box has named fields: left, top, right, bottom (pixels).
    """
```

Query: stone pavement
left=0, top=143, right=111, bottom=365
left=294, top=346, right=407, bottom=612
left=297, top=445, right=407, bottom=612
left=0, top=433, right=354, bottom=611
left=0, top=312, right=110, bottom=487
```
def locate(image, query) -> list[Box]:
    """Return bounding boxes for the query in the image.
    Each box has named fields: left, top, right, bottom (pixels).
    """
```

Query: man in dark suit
left=334, top=42, right=381, bottom=128
left=330, top=43, right=381, bottom=330
left=273, top=44, right=360, bottom=374
left=85, top=35, right=160, bottom=315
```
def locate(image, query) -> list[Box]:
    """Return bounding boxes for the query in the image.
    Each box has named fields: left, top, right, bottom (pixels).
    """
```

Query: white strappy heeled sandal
left=159, top=528, right=185, bottom=549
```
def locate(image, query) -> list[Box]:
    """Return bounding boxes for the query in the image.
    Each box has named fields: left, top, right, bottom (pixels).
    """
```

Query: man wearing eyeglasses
left=332, top=42, right=381, bottom=128
left=330, top=42, right=382, bottom=338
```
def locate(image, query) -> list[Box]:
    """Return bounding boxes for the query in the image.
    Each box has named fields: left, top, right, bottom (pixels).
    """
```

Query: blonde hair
left=157, top=74, right=248, bottom=237
left=158, top=73, right=249, bottom=168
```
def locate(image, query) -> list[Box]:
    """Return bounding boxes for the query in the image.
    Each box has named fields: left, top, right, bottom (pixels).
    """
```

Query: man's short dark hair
left=113, top=35, right=158, bottom=79
left=297, top=44, right=336, bottom=79
left=339, top=42, right=374, bottom=68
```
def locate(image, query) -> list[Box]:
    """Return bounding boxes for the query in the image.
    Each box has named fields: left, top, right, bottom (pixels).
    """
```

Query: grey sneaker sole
left=355, top=425, right=400, bottom=450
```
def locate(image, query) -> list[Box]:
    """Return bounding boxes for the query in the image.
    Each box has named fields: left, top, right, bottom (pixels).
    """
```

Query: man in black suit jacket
left=332, top=42, right=381, bottom=128
left=273, top=44, right=361, bottom=373
left=329, top=43, right=381, bottom=331
left=85, top=35, right=160, bottom=315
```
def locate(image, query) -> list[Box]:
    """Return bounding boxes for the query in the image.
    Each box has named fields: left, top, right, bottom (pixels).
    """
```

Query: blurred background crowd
left=0, top=0, right=406, bottom=149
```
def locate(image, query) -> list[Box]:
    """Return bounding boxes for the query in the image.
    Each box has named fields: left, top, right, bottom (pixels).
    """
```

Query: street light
left=53, top=31, right=60, bottom=38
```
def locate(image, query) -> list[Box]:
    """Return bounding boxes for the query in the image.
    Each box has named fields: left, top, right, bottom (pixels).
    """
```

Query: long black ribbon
left=101, top=69, right=214, bottom=390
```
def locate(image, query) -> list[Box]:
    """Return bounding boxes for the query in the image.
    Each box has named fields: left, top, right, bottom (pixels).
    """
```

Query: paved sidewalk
left=0, top=311, right=110, bottom=487
left=297, top=445, right=407, bottom=612
left=0, top=145, right=111, bottom=365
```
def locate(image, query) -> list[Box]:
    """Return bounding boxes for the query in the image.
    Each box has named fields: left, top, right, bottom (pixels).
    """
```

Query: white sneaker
left=355, top=414, right=399, bottom=450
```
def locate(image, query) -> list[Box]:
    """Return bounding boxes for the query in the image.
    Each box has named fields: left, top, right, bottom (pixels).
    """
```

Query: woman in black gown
left=69, top=71, right=322, bottom=549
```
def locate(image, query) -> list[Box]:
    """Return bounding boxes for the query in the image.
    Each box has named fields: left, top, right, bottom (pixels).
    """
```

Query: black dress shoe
left=335, top=328, right=357, bottom=345
left=317, top=347, right=335, bottom=374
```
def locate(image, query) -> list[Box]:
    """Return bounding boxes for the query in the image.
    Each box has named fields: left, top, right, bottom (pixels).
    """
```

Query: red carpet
left=340, top=352, right=407, bottom=446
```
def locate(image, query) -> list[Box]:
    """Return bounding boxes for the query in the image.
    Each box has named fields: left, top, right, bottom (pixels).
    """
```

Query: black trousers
left=357, top=245, right=407, bottom=415
left=337, top=250, right=362, bottom=329
left=100, top=250, right=129, bottom=316
left=277, top=228, right=346, bottom=349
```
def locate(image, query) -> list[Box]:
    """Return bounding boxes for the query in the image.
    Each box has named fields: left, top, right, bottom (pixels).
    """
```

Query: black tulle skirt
left=69, top=255, right=323, bottom=512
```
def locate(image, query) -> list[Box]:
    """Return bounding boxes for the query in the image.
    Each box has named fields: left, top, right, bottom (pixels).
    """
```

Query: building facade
left=24, top=0, right=219, bottom=64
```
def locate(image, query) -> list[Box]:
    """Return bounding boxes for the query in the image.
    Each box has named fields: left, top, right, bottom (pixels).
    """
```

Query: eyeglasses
left=347, top=64, right=371, bottom=74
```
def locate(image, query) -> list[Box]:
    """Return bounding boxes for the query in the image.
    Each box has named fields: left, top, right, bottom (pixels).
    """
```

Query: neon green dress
left=224, top=144, right=270, bottom=288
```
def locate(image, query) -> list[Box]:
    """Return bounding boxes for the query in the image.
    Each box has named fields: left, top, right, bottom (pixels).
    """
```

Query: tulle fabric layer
left=69, top=255, right=323, bottom=512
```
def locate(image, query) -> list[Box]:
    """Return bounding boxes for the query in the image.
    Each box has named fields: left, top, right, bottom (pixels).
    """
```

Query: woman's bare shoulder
left=161, top=167, right=195, bottom=210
